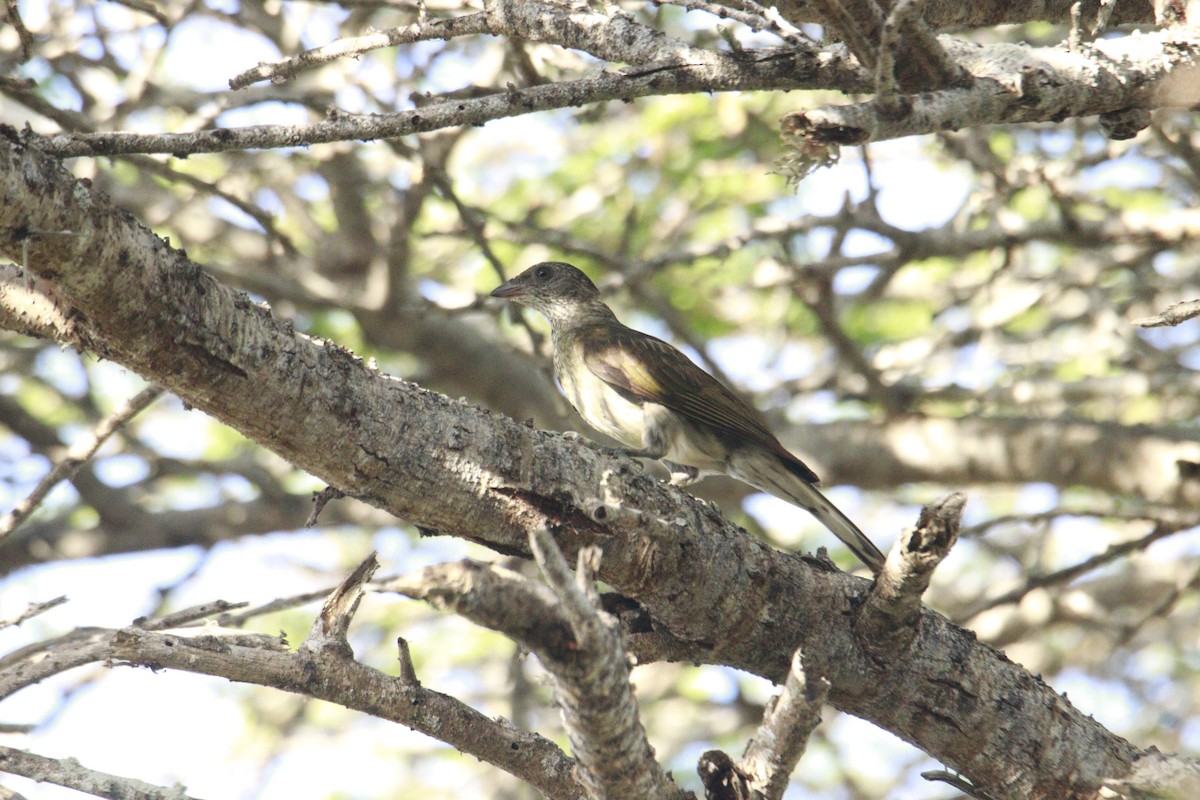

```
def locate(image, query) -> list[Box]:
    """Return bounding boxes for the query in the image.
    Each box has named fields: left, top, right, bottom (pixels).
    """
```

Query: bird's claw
left=666, top=461, right=700, bottom=486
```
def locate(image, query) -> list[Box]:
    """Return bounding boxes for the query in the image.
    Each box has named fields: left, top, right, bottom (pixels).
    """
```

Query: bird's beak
left=490, top=279, right=526, bottom=299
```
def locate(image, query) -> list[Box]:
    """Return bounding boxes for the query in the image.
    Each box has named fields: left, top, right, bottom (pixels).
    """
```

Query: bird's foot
left=665, top=461, right=700, bottom=486
left=564, top=434, right=648, bottom=471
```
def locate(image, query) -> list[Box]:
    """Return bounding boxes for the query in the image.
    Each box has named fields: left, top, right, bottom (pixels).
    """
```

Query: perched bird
left=491, top=261, right=885, bottom=574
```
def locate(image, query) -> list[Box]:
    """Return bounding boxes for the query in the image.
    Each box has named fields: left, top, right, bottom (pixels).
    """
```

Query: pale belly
left=558, top=365, right=728, bottom=472
left=559, top=363, right=646, bottom=448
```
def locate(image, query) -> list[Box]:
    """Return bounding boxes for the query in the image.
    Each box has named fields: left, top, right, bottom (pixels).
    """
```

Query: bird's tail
left=730, top=452, right=886, bottom=575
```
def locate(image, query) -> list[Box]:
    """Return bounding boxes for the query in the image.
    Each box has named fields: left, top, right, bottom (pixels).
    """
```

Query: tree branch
left=0, top=385, right=164, bottom=540
left=229, top=12, right=492, bottom=89
left=0, top=610, right=582, bottom=800
left=771, top=0, right=1156, bottom=28
left=0, top=746, right=197, bottom=800
left=738, top=648, right=829, bottom=799
left=783, top=29, right=1200, bottom=148
left=35, top=47, right=868, bottom=158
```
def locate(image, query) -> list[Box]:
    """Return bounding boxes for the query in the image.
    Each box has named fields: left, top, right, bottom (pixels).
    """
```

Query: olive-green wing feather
left=579, top=324, right=818, bottom=482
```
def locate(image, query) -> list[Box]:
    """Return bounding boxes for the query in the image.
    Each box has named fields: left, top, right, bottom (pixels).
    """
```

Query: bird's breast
left=556, top=353, right=647, bottom=449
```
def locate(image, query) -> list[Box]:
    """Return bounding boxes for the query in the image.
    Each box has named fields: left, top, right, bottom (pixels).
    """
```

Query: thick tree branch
left=783, top=29, right=1200, bottom=147
left=771, top=0, right=1156, bottom=28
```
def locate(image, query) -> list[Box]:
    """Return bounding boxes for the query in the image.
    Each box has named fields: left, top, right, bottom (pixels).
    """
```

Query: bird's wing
left=579, top=324, right=813, bottom=475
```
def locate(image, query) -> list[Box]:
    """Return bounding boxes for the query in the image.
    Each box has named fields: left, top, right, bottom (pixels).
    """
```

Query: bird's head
left=491, top=262, right=610, bottom=327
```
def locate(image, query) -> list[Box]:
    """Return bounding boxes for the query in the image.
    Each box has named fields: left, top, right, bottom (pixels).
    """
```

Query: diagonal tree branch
left=0, top=385, right=164, bottom=540
left=0, top=746, right=199, bottom=800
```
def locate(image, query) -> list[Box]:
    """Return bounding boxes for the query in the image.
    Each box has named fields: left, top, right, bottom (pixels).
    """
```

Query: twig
left=1115, top=559, right=1200, bottom=649
left=306, top=486, right=346, bottom=526
left=922, top=769, right=994, bottom=799
left=300, top=553, right=379, bottom=656
left=106, top=0, right=170, bottom=26
left=0, top=596, right=67, bottom=630
left=230, top=13, right=490, bottom=89
left=134, top=600, right=249, bottom=631
left=0, top=386, right=165, bottom=540
left=656, top=0, right=810, bottom=47
left=215, top=586, right=339, bottom=628
left=955, top=522, right=1185, bottom=625
left=1132, top=298, right=1200, bottom=327
left=2, top=0, right=34, bottom=62
left=396, top=637, right=420, bottom=685
left=0, top=745, right=198, bottom=800
left=1068, top=1, right=1085, bottom=51
left=1093, top=0, right=1118, bottom=35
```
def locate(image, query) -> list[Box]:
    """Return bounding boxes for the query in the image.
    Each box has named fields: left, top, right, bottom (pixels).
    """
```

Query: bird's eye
left=534, top=266, right=551, bottom=281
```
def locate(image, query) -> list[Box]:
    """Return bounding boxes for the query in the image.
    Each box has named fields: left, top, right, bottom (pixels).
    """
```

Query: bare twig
left=0, top=386, right=165, bottom=540
left=1132, top=298, right=1200, bottom=327
left=306, top=486, right=346, bottom=526
left=396, top=637, right=420, bottom=685
left=2, top=0, right=34, bottom=62
left=230, top=13, right=490, bottom=89
left=1093, top=0, right=1119, bottom=34
left=301, top=553, right=379, bottom=656
left=0, top=745, right=198, bottom=800
left=0, top=596, right=67, bottom=630
left=215, top=587, right=338, bottom=628
left=955, top=522, right=1185, bottom=625
left=922, top=769, right=993, bottom=799
left=134, top=600, right=249, bottom=631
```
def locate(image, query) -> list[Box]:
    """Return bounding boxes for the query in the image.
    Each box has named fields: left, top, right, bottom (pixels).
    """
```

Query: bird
left=491, top=261, right=886, bottom=574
